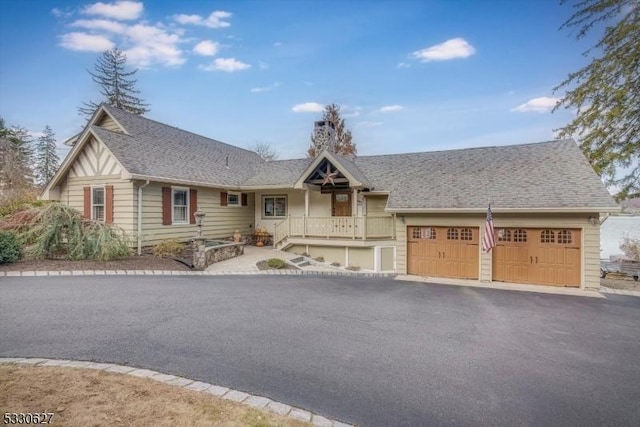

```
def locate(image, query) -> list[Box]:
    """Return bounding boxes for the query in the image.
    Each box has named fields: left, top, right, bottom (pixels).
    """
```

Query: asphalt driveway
left=1, top=275, right=639, bottom=426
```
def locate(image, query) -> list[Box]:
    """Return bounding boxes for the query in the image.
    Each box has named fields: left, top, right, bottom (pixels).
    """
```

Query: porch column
left=304, top=189, right=310, bottom=216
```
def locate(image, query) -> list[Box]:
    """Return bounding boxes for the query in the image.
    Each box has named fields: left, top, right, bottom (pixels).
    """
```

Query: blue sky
left=0, top=0, right=597, bottom=160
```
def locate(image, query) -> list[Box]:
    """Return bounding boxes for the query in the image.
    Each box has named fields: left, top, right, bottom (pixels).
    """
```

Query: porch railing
left=273, top=215, right=394, bottom=246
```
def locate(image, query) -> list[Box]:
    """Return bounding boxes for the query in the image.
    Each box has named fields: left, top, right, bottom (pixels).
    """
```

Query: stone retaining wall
left=193, top=242, right=244, bottom=270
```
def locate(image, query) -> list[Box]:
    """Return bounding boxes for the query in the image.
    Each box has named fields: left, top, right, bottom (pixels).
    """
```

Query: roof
left=50, top=104, right=617, bottom=212
left=97, top=104, right=264, bottom=187
left=352, top=140, right=618, bottom=210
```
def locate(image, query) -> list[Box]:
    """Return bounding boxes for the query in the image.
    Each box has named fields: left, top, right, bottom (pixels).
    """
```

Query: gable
left=95, top=112, right=125, bottom=133
left=68, top=136, right=123, bottom=178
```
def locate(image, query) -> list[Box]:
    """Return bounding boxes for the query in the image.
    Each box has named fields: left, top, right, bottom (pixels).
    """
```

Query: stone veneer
left=193, top=241, right=245, bottom=271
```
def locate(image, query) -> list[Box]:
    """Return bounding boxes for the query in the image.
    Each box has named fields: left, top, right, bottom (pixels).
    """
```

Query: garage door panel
left=407, top=226, right=478, bottom=279
left=493, top=228, right=580, bottom=287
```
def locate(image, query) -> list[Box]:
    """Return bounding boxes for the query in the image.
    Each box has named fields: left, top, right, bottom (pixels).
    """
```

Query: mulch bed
left=601, top=274, right=640, bottom=291
left=0, top=255, right=191, bottom=272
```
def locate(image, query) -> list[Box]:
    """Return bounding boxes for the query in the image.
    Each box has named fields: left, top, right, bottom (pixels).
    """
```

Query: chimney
left=314, top=120, right=337, bottom=153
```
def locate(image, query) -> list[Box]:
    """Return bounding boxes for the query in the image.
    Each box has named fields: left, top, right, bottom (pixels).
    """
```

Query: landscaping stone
left=312, top=414, right=334, bottom=427
left=222, top=390, right=249, bottom=402
left=289, top=408, right=312, bottom=422
left=244, top=395, right=271, bottom=409
left=204, top=385, right=229, bottom=397
left=266, top=401, right=292, bottom=416
left=185, top=381, right=211, bottom=392
left=166, top=377, right=194, bottom=387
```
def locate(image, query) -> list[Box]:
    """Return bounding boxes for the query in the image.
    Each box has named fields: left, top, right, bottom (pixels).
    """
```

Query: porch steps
left=290, top=257, right=311, bottom=267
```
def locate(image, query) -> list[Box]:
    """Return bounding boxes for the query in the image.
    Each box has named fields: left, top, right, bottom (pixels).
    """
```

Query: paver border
left=0, top=357, right=354, bottom=427
left=0, top=269, right=396, bottom=279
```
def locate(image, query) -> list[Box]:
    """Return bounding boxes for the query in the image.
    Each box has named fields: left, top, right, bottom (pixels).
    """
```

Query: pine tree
left=307, top=104, right=357, bottom=157
left=554, top=0, right=639, bottom=200
left=34, top=125, right=60, bottom=186
left=0, top=117, right=36, bottom=204
left=79, top=47, right=150, bottom=118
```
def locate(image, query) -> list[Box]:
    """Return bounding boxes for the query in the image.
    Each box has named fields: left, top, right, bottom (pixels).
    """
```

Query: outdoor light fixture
left=588, top=215, right=596, bottom=226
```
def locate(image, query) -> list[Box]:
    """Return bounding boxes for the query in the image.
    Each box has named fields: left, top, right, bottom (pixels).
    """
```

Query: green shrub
left=0, top=196, right=46, bottom=218
left=153, top=240, right=187, bottom=258
left=345, top=265, right=361, bottom=271
left=267, top=258, right=286, bottom=269
left=0, top=202, right=130, bottom=261
left=0, top=231, right=22, bottom=264
left=314, top=256, right=325, bottom=262
left=330, top=261, right=341, bottom=267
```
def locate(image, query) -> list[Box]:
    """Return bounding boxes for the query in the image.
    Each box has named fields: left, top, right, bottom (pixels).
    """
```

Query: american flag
left=482, top=204, right=496, bottom=252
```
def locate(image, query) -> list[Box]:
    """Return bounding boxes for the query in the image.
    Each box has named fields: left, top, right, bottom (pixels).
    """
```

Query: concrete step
left=297, top=261, right=311, bottom=267
left=290, top=257, right=305, bottom=264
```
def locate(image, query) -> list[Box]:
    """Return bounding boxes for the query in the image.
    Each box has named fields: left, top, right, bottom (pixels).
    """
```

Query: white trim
left=90, top=185, right=105, bottom=222
left=171, top=186, right=190, bottom=225
left=262, top=194, right=287, bottom=219
left=389, top=207, right=621, bottom=214
left=227, top=191, right=242, bottom=208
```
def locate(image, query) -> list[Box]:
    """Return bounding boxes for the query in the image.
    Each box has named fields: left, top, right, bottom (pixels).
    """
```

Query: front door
left=332, top=191, right=352, bottom=216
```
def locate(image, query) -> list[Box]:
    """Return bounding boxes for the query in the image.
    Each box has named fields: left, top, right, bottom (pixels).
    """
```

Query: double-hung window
left=227, top=192, right=240, bottom=207
left=92, top=187, right=105, bottom=222
left=263, top=195, right=287, bottom=218
left=172, top=188, right=189, bottom=224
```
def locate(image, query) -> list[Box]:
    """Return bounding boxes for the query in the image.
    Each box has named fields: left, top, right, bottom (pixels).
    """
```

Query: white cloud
left=122, top=23, right=185, bottom=67
left=292, top=102, right=324, bottom=113
left=356, top=121, right=383, bottom=128
left=250, top=82, right=280, bottom=93
left=512, top=96, right=560, bottom=113
left=411, top=37, right=475, bottom=62
left=273, top=41, right=282, bottom=47
left=52, top=8, right=73, bottom=18
left=83, top=1, right=143, bottom=20
left=173, top=10, right=232, bottom=28
left=193, top=40, right=219, bottom=56
left=200, top=57, right=250, bottom=72
left=377, top=105, right=404, bottom=113
left=397, top=62, right=410, bottom=69
left=71, top=19, right=126, bottom=33
left=258, top=61, right=269, bottom=69
left=59, top=32, right=114, bottom=52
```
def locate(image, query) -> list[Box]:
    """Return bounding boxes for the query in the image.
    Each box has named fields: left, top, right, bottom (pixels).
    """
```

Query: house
left=42, top=104, right=619, bottom=289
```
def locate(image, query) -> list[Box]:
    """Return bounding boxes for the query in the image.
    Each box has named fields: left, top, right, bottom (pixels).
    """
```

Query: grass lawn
left=0, top=365, right=310, bottom=427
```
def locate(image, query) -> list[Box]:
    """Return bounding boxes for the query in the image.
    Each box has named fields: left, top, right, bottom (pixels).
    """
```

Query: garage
left=493, top=228, right=581, bottom=287
left=407, top=226, right=479, bottom=279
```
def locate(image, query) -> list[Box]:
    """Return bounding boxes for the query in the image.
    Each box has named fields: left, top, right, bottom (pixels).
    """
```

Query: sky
left=0, top=0, right=600, bottom=161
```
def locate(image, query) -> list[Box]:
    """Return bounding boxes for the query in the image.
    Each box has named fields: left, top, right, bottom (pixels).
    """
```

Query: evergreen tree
left=0, top=117, right=36, bottom=204
left=554, top=0, right=639, bottom=200
left=79, top=47, right=149, bottom=118
left=307, top=104, right=357, bottom=157
left=35, top=125, right=60, bottom=186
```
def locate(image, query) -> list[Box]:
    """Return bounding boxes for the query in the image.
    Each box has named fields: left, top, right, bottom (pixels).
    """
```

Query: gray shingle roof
left=353, top=140, right=618, bottom=210
left=94, top=106, right=616, bottom=210
left=98, top=105, right=263, bottom=187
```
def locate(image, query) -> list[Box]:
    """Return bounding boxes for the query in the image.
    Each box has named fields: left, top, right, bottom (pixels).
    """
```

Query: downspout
left=137, top=180, right=150, bottom=255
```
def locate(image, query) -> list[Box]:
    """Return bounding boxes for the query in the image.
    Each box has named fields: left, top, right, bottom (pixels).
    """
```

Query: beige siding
left=348, top=248, right=374, bottom=270
left=96, top=113, right=124, bottom=132
left=68, top=136, right=122, bottom=178
left=366, top=195, right=389, bottom=216
left=307, top=246, right=345, bottom=265
left=254, top=189, right=334, bottom=235
left=381, top=247, right=394, bottom=271
left=58, top=175, right=136, bottom=237
left=286, top=245, right=307, bottom=255
left=395, top=212, right=601, bottom=289
left=140, top=183, right=255, bottom=246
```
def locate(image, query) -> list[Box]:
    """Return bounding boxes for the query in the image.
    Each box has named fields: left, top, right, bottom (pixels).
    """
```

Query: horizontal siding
left=366, top=195, right=389, bottom=216
left=58, top=175, right=135, bottom=236
left=96, top=114, right=123, bottom=132
left=395, top=212, right=601, bottom=289
left=140, top=183, right=255, bottom=246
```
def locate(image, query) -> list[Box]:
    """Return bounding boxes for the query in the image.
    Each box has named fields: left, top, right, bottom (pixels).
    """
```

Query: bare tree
left=251, top=141, right=279, bottom=161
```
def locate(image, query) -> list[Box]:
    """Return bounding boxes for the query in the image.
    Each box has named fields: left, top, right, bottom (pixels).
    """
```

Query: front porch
left=273, top=215, right=395, bottom=245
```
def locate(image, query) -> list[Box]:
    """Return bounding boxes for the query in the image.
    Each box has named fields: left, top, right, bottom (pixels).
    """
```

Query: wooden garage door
left=407, top=226, right=479, bottom=279
left=493, top=228, right=581, bottom=287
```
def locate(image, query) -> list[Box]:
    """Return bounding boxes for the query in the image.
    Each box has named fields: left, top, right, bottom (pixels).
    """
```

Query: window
left=513, top=229, right=527, bottom=242
left=460, top=228, right=473, bottom=241
left=447, top=228, right=459, bottom=240
left=92, top=187, right=105, bottom=222
left=497, top=229, right=511, bottom=242
left=263, top=195, right=287, bottom=218
left=423, top=227, right=436, bottom=240
left=557, top=230, right=572, bottom=244
left=172, top=188, right=189, bottom=224
left=541, top=230, right=555, bottom=243
left=227, top=192, right=240, bottom=207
